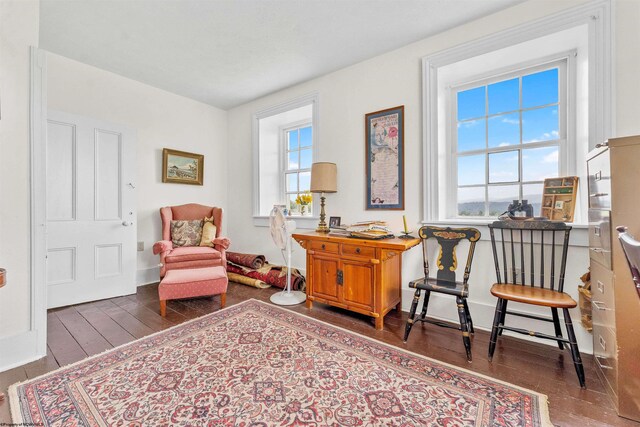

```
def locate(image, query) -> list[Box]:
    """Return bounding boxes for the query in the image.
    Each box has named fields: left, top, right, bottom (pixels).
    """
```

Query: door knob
left=122, top=221, right=134, bottom=226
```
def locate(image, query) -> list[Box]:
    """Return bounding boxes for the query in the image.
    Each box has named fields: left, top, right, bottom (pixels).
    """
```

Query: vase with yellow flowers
left=295, top=192, right=312, bottom=216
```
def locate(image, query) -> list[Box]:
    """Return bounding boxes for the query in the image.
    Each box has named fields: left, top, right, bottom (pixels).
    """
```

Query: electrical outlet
left=137, top=241, right=144, bottom=252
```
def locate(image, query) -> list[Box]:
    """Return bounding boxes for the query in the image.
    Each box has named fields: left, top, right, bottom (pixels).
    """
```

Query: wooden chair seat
left=410, top=277, right=468, bottom=298
left=490, top=283, right=577, bottom=308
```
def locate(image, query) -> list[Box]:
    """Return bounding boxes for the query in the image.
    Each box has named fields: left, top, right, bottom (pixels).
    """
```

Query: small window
left=453, top=63, right=565, bottom=218
left=284, top=124, right=313, bottom=215
left=252, top=94, right=318, bottom=221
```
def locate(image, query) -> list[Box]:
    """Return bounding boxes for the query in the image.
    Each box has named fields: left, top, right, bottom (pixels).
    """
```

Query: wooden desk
left=292, top=232, right=420, bottom=330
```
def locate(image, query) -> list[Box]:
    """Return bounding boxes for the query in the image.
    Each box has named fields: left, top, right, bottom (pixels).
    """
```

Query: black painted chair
left=403, top=226, right=481, bottom=361
left=487, top=220, right=585, bottom=388
left=617, top=226, right=640, bottom=298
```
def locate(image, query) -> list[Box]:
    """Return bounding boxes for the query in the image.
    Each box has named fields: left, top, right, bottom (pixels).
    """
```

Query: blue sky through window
left=456, top=67, right=561, bottom=216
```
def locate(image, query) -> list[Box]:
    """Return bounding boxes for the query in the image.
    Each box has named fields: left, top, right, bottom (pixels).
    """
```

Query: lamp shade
left=310, top=162, right=337, bottom=193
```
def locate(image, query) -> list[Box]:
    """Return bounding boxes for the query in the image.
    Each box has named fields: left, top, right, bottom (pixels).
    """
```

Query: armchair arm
left=212, top=237, right=231, bottom=250
left=153, top=240, right=173, bottom=255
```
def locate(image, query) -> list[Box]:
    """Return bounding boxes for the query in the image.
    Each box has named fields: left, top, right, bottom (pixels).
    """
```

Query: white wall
left=46, top=53, right=228, bottom=285
left=227, top=0, right=640, bottom=354
left=0, top=1, right=39, bottom=340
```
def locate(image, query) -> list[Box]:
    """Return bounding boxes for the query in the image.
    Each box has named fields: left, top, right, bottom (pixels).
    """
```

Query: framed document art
left=162, top=148, right=204, bottom=185
left=365, top=106, right=404, bottom=210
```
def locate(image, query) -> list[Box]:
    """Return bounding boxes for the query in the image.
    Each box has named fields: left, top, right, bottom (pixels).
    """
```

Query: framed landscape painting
left=162, top=148, right=204, bottom=185
left=365, top=106, right=404, bottom=210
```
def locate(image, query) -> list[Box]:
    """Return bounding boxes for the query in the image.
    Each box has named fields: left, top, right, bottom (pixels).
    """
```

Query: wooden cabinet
left=587, top=135, right=640, bottom=422
left=293, top=232, right=420, bottom=330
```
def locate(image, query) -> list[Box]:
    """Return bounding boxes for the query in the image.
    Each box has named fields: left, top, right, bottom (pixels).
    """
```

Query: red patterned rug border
left=9, top=298, right=553, bottom=426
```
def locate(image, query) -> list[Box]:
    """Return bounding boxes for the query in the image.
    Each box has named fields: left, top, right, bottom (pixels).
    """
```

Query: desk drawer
left=588, top=209, right=612, bottom=269
left=310, top=240, right=339, bottom=254
left=587, top=150, right=611, bottom=209
left=590, top=261, right=615, bottom=329
left=342, top=244, right=375, bottom=258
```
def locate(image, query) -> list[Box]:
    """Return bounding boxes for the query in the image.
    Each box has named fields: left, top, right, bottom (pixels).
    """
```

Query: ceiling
left=39, top=0, right=522, bottom=110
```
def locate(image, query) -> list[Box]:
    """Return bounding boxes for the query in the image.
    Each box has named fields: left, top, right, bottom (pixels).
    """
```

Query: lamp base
left=316, top=194, right=330, bottom=233
left=398, top=232, right=415, bottom=239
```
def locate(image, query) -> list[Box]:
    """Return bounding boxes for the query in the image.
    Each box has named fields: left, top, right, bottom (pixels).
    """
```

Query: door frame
left=31, top=47, right=48, bottom=362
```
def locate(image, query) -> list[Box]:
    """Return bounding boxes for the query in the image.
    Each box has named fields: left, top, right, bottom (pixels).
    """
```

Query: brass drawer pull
left=356, top=247, right=361, bottom=254
left=321, top=244, right=326, bottom=250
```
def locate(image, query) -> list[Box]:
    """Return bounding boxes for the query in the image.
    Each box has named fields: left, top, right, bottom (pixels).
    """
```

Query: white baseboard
left=0, top=330, right=45, bottom=373
left=137, top=266, right=160, bottom=286
left=400, top=288, right=593, bottom=354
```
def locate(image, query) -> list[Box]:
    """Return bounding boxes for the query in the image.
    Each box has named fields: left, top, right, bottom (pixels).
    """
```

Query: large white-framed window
left=283, top=122, right=313, bottom=215
left=252, top=92, right=319, bottom=227
left=451, top=59, right=569, bottom=218
left=422, top=1, right=612, bottom=230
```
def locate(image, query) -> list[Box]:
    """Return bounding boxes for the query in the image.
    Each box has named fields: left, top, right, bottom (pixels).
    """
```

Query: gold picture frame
left=162, top=148, right=204, bottom=185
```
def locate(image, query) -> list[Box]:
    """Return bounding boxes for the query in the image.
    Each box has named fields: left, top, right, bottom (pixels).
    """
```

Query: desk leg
left=395, top=301, right=402, bottom=311
left=306, top=299, right=313, bottom=309
left=375, top=316, right=384, bottom=330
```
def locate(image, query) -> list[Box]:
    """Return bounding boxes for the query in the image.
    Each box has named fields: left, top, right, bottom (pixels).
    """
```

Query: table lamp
left=310, top=162, right=337, bottom=233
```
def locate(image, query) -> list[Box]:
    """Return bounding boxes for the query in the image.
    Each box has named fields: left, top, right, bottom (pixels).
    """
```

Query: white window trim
left=445, top=54, right=575, bottom=220
left=422, top=0, right=613, bottom=228
left=252, top=92, right=320, bottom=228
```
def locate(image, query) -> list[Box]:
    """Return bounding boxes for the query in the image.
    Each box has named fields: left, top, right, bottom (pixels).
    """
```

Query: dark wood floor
left=0, top=282, right=637, bottom=426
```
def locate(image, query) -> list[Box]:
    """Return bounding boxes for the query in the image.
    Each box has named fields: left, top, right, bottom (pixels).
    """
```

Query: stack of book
left=329, top=221, right=394, bottom=239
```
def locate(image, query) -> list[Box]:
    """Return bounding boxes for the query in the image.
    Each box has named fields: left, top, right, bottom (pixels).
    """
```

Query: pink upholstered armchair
left=153, top=204, right=230, bottom=278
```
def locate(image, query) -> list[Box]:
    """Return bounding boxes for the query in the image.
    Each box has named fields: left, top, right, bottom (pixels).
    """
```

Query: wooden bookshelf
left=540, top=176, right=578, bottom=222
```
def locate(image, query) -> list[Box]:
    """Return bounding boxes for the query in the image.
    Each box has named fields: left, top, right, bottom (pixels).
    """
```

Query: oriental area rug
left=10, top=299, right=551, bottom=426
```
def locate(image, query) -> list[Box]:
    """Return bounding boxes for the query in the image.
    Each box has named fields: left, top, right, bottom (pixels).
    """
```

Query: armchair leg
left=551, top=308, right=566, bottom=350
left=220, top=293, right=226, bottom=309
left=488, top=298, right=505, bottom=362
left=160, top=300, right=166, bottom=317
left=563, top=308, right=586, bottom=388
left=404, top=289, right=421, bottom=342
left=456, top=296, right=472, bottom=362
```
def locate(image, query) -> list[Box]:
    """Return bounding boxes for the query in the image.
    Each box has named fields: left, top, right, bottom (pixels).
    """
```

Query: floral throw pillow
left=171, top=220, right=203, bottom=247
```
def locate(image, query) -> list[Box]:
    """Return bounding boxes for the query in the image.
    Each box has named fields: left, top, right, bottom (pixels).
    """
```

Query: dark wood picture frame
left=329, top=216, right=341, bottom=228
left=365, top=106, right=404, bottom=210
left=162, top=148, right=204, bottom=185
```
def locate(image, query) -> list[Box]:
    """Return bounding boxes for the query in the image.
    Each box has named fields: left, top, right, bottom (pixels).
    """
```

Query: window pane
left=299, top=171, right=310, bottom=191
left=300, top=148, right=312, bottom=169
left=488, top=78, right=519, bottom=115
left=522, top=146, right=559, bottom=182
left=300, top=126, right=312, bottom=147
left=522, top=68, right=558, bottom=109
left=287, top=129, right=299, bottom=150
left=457, top=87, right=486, bottom=121
left=522, top=183, right=544, bottom=216
left=288, top=194, right=299, bottom=212
left=286, top=173, right=297, bottom=192
left=488, top=185, right=519, bottom=217
left=458, top=187, right=485, bottom=217
left=489, top=150, right=519, bottom=183
left=488, top=113, right=520, bottom=148
left=288, top=151, right=299, bottom=170
left=522, top=106, right=559, bottom=143
left=457, top=119, right=486, bottom=152
left=458, top=154, right=485, bottom=186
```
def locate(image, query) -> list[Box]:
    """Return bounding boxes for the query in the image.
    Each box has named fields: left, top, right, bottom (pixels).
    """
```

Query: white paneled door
left=46, top=111, right=136, bottom=308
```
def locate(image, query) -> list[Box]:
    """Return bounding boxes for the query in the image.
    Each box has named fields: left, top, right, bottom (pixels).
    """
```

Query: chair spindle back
left=488, top=221, right=572, bottom=292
